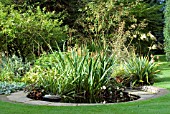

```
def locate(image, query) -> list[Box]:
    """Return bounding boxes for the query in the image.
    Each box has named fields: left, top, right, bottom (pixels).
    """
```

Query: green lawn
left=0, top=56, right=170, bottom=114
left=154, top=62, right=170, bottom=89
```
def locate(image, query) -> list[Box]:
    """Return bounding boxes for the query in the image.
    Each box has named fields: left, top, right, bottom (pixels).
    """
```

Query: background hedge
left=164, top=0, right=170, bottom=60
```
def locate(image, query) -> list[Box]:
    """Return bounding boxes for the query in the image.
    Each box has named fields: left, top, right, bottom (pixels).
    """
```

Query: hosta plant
left=0, top=81, right=26, bottom=95
left=123, top=56, right=160, bottom=87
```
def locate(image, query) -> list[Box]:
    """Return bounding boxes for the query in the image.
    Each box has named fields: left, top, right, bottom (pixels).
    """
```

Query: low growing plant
left=0, top=53, right=30, bottom=82
left=123, top=56, right=160, bottom=87
left=0, top=81, right=26, bottom=95
left=23, top=49, right=121, bottom=103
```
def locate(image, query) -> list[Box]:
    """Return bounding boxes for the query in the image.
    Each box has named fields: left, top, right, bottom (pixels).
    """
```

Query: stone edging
left=126, top=86, right=169, bottom=102
left=0, top=86, right=169, bottom=106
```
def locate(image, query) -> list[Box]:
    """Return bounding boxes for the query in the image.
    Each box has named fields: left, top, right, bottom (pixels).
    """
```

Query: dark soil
left=27, top=89, right=140, bottom=103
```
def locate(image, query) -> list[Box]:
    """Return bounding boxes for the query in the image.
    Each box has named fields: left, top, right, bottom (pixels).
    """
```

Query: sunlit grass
left=153, top=55, right=170, bottom=89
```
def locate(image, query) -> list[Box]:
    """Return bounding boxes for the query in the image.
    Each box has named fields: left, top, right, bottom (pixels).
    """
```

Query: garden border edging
left=0, top=86, right=169, bottom=106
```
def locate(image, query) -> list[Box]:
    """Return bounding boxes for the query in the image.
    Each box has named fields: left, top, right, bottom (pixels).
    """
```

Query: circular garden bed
left=26, top=87, right=140, bottom=104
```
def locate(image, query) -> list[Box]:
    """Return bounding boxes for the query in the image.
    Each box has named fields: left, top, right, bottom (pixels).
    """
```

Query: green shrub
left=23, top=49, right=118, bottom=103
left=164, top=0, right=170, bottom=60
left=0, top=53, right=30, bottom=82
left=0, top=0, right=13, bottom=5
left=123, top=56, right=160, bottom=87
left=9, top=1, right=163, bottom=57
left=0, top=3, right=68, bottom=60
left=11, top=0, right=85, bottom=25
left=73, top=0, right=162, bottom=55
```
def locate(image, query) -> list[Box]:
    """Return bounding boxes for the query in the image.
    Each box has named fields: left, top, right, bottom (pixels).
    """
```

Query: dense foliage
left=3, top=0, right=163, bottom=56
left=0, top=0, right=13, bottom=5
left=74, top=0, right=163, bottom=55
left=2, top=0, right=85, bottom=27
left=0, top=0, right=163, bottom=103
left=22, top=49, right=121, bottom=103
left=0, top=81, right=26, bottom=95
left=0, top=2, right=68, bottom=60
left=0, top=53, right=30, bottom=82
left=112, top=56, right=160, bottom=87
left=123, top=56, right=160, bottom=86
left=164, top=0, right=170, bottom=60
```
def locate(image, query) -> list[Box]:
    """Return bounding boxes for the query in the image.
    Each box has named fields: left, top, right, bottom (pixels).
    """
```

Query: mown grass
left=0, top=55, right=170, bottom=114
left=0, top=93, right=170, bottom=114
left=154, top=55, right=170, bottom=89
